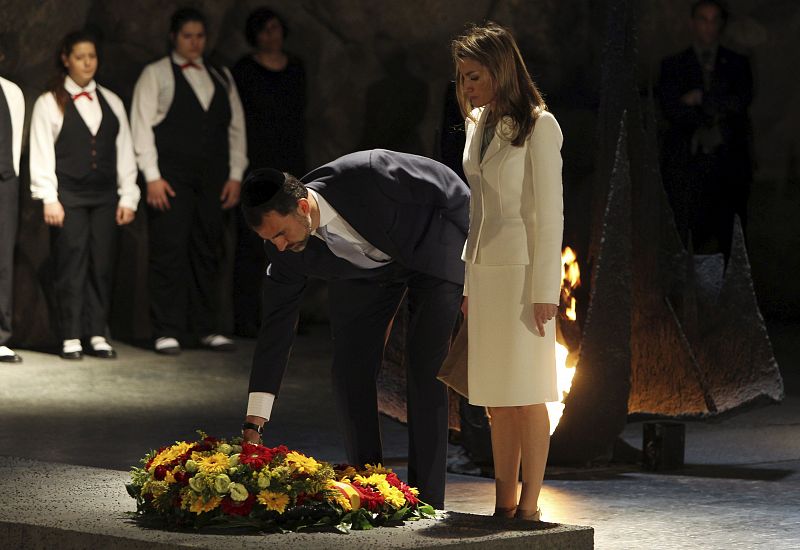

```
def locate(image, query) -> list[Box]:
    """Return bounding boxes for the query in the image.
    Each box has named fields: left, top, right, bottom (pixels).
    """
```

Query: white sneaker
left=154, top=337, right=181, bottom=355
left=200, top=334, right=235, bottom=351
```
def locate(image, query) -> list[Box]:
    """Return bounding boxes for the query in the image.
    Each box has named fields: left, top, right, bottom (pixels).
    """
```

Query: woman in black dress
left=232, top=7, right=306, bottom=336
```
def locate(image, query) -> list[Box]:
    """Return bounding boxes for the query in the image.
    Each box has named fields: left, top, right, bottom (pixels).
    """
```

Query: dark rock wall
left=0, top=0, right=797, bottom=346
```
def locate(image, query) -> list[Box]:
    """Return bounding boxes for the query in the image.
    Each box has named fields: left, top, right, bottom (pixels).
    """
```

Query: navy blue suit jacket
left=249, top=149, right=470, bottom=395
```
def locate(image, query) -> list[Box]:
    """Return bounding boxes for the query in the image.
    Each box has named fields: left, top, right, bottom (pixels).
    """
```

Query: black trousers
left=51, top=199, right=117, bottom=340
left=0, top=176, right=18, bottom=345
left=148, top=176, right=225, bottom=340
left=327, top=268, right=462, bottom=509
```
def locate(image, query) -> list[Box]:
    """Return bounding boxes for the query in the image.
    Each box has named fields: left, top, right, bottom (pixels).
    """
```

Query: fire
left=560, top=247, right=581, bottom=321
left=546, top=342, right=577, bottom=434
left=547, top=247, right=581, bottom=434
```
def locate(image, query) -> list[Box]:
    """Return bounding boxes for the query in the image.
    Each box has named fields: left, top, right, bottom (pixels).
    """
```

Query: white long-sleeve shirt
left=130, top=52, right=247, bottom=183
left=29, top=76, right=140, bottom=210
left=0, top=77, right=24, bottom=175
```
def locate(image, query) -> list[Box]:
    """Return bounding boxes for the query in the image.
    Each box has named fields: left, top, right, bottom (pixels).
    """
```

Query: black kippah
left=242, top=168, right=286, bottom=206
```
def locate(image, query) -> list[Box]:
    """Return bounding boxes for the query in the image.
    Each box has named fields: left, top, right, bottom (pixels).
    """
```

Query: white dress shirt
left=246, top=188, right=393, bottom=421
left=130, top=52, right=247, bottom=183
left=0, top=77, right=24, bottom=175
left=29, top=76, right=140, bottom=210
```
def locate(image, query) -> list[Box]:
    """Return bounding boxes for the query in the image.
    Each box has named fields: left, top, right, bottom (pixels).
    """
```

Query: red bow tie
left=72, top=91, right=93, bottom=101
left=180, top=61, right=201, bottom=70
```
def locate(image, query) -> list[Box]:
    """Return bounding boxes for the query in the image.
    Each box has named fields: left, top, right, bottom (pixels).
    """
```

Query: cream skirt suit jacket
left=462, top=107, right=564, bottom=406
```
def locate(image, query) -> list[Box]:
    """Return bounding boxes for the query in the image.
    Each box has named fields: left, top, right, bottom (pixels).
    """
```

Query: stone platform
left=0, top=457, right=593, bottom=550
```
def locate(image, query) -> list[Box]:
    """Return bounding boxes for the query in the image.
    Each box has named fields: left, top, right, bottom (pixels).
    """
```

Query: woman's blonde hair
left=451, top=22, right=546, bottom=146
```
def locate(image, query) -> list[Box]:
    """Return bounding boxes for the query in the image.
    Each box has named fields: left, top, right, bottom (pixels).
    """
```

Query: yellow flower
left=382, top=485, right=406, bottom=509
left=353, top=473, right=405, bottom=509
left=195, top=452, right=230, bottom=475
left=142, top=480, right=168, bottom=499
left=188, top=495, right=223, bottom=514
left=364, top=463, right=391, bottom=475
left=148, top=441, right=194, bottom=471
left=285, top=451, right=320, bottom=475
left=164, top=469, right=177, bottom=485
left=326, top=480, right=354, bottom=512
left=257, top=490, right=289, bottom=514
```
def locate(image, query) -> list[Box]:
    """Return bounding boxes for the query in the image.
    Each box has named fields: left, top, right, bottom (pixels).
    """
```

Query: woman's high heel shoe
left=514, top=507, right=541, bottom=521
left=493, top=506, right=517, bottom=518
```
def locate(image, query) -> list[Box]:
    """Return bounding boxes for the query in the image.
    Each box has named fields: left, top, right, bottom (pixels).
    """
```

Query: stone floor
left=1, top=320, right=799, bottom=549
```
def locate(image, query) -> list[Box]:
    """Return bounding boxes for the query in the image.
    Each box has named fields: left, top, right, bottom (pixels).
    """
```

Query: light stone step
left=0, top=456, right=593, bottom=549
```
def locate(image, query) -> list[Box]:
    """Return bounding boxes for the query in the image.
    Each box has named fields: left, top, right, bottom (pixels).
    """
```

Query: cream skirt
left=466, top=262, right=559, bottom=407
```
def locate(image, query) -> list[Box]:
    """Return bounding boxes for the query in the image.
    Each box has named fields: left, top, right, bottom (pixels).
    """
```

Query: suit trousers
left=51, top=200, right=117, bottom=340
left=327, top=267, right=462, bottom=509
left=148, top=176, right=225, bottom=340
left=0, top=176, right=18, bottom=345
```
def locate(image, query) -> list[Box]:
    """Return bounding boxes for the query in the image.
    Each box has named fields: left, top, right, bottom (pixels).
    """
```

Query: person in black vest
left=658, top=0, right=753, bottom=256
left=30, top=30, right=140, bottom=360
left=231, top=7, right=306, bottom=337
left=238, top=152, right=469, bottom=509
left=0, top=72, right=24, bottom=363
left=131, top=8, right=247, bottom=355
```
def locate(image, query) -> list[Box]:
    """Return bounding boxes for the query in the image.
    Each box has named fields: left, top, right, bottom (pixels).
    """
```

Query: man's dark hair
left=240, top=168, right=307, bottom=228
left=170, top=7, right=207, bottom=35
left=691, top=0, right=729, bottom=22
left=245, top=7, right=288, bottom=48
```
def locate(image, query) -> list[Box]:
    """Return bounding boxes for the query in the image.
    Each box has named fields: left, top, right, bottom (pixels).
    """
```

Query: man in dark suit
left=658, top=0, right=753, bottom=257
left=239, top=149, right=469, bottom=509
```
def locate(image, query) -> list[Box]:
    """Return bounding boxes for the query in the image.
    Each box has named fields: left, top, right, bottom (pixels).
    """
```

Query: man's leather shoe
left=60, top=350, right=83, bottom=360
left=0, top=353, right=22, bottom=363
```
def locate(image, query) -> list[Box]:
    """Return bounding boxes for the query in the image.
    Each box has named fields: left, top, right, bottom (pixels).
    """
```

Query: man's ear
left=297, top=197, right=310, bottom=215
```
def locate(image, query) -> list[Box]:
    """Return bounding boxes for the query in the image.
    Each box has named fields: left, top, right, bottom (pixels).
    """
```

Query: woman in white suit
left=452, top=23, right=564, bottom=521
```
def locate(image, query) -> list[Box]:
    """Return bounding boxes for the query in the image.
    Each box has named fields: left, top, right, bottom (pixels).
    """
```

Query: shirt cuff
left=247, top=392, right=276, bottom=421
left=118, top=196, right=139, bottom=212
left=143, top=166, right=161, bottom=183
left=228, top=167, right=244, bottom=182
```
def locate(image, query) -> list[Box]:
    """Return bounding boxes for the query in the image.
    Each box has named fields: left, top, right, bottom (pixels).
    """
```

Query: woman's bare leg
left=487, top=406, right=521, bottom=512
left=517, top=403, right=550, bottom=515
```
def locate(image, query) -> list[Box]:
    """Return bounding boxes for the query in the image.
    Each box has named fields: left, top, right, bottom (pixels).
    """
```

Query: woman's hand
left=533, top=303, right=557, bottom=337
left=147, top=178, right=176, bottom=211
left=116, top=206, right=135, bottom=226
left=43, top=201, right=65, bottom=227
left=461, top=296, right=468, bottom=317
left=220, top=179, right=241, bottom=210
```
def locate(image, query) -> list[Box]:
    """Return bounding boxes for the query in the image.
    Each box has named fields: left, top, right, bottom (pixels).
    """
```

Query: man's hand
left=242, top=415, right=266, bottom=444
left=533, top=303, right=557, bottom=337
left=460, top=296, right=468, bottom=317
left=116, top=206, right=135, bottom=225
left=220, top=179, right=241, bottom=210
left=147, top=178, right=176, bottom=211
left=43, top=201, right=65, bottom=227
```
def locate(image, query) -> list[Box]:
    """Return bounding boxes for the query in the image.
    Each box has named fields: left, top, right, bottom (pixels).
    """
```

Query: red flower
left=240, top=443, right=274, bottom=470
left=153, top=465, right=167, bottom=481
left=401, top=485, right=419, bottom=506
left=173, top=471, right=190, bottom=485
left=221, top=494, right=255, bottom=516
left=352, top=483, right=385, bottom=511
left=385, top=472, right=402, bottom=488
left=269, top=445, right=290, bottom=457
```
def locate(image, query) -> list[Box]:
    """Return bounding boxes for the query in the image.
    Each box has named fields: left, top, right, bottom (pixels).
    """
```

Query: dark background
left=0, top=0, right=797, bottom=346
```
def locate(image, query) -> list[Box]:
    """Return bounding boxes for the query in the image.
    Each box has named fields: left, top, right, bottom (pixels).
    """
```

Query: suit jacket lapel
left=481, top=115, right=513, bottom=167
left=463, top=107, right=485, bottom=173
